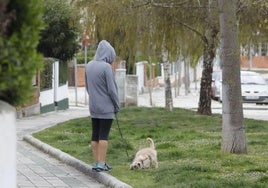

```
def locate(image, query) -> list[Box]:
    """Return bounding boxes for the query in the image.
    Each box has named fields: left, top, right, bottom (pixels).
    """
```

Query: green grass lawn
left=33, top=107, right=268, bottom=188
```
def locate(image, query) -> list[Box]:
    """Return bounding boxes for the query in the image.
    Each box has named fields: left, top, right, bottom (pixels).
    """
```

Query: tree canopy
left=37, top=0, right=81, bottom=61
left=77, top=0, right=268, bottom=114
left=78, top=0, right=267, bottom=65
left=80, top=1, right=204, bottom=70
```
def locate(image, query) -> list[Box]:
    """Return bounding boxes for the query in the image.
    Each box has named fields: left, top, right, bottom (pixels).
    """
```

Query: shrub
left=37, top=0, right=81, bottom=62
left=40, top=58, right=68, bottom=91
left=0, top=0, right=44, bottom=106
left=40, top=58, right=53, bottom=91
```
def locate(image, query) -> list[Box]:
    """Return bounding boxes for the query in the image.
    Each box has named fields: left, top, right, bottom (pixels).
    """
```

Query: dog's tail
left=147, top=137, right=155, bottom=149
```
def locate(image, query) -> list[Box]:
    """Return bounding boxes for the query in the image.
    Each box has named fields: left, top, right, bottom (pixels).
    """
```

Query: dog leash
left=115, top=113, right=130, bottom=159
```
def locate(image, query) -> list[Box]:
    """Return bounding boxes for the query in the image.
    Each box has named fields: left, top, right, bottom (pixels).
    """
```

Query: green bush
left=40, top=58, right=53, bottom=91
left=37, top=0, right=81, bottom=61
left=59, top=60, right=68, bottom=86
left=0, top=0, right=44, bottom=106
left=76, top=49, right=95, bottom=64
left=40, top=58, right=68, bottom=90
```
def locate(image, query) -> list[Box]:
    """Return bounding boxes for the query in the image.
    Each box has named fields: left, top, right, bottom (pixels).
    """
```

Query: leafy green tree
left=37, top=0, right=81, bottom=61
left=0, top=0, right=44, bottom=106
left=238, top=1, right=268, bottom=60
left=86, top=0, right=139, bottom=73
left=76, top=0, right=268, bottom=155
left=78, top=0, right=267, bottom=115
left=145, top=1, right=219, bottom=115
left=83, top=0, right=216, bottom=112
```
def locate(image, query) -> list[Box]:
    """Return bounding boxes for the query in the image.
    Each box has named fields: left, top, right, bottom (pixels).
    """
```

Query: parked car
left=211, top=71, right=222, bottom=100
left=211, top=70, right=268, bottom=104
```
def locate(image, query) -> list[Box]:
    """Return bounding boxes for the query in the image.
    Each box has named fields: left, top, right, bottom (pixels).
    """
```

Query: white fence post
left=53, top=60, right=59, bottom=110
left=126, top=75, right=138, bottom=106
left=135, top=61, right=147, bottom=94
left=115, top=69, right=126, bottom=107
left=0, top=101, right=16, bottom=188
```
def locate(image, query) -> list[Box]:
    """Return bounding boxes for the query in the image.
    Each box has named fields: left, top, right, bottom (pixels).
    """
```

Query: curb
left=23, top=135, right=133, bottom=188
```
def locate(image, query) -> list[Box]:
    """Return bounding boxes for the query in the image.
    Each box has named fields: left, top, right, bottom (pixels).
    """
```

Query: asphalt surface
left=17, top=85, right=268, bottom=188
left=136, top=86, right=268, bottom=121
left=69, top=86, right=268, bottom=121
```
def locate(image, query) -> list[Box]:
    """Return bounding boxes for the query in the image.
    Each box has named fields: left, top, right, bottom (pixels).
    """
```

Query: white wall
left=56, top=84, right=68, bottom=102
left=39, top=89, right=54, bottom=106
left=135, top=61, right=147, bottom=94
left=115, top=69, right=126, bottom=107
left=0, top=101, right=16, bottom=188
left=39, top=60, right=69, bottom=110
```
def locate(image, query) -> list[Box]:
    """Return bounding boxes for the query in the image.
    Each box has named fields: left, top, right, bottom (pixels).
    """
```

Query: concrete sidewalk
left=17, top=106, right=132, bottom=188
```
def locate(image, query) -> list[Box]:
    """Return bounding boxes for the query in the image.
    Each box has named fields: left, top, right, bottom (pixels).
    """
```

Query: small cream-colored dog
left=130, top=137, right=158, bottom=170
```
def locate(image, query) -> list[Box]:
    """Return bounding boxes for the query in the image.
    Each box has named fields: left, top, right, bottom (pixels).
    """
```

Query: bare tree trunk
left=164, top=62, right=173, bottom=111
left=177, top=60, right=182, bottom=96
left=197, top=26, right=217, bottom=115
left=194, top=66, right=197, bottom=90
left=184, top=58, right=190, bottom=95
left=247, top=41, right=252, bottom=70
left=218, top=0, right=247, bottom=153
left=186, top=58, right=190, bottom=94
left=183, top=59, right=187, bottom=95
left=148, top=63, right=153, bottom=106
left=174, top=62, right=178, bottom=97
left=197, top=0, right=219, bottom=116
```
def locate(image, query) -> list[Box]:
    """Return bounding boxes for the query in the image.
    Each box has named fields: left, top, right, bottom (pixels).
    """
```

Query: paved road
left=69, top=86, right=268, bottom=121
left=137, top=87, right=268, bottom=121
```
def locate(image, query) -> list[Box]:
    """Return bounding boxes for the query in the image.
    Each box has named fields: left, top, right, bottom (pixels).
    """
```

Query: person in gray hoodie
left=85, top=40, right=120, bottom=172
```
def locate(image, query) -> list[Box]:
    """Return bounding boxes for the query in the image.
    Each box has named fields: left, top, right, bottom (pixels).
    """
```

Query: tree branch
left=174, top=18, right=207, bottom=44
left=131, top=0, right=217, bottom=9
left=131, top=0, right=151, bottom=8
left=149, top=0, right=217, bottom=9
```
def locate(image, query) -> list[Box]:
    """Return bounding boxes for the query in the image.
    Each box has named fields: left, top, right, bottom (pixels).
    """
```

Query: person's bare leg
left=98, top=140, right=108, bottom=162
left=91, top=141, right=99, bottom=162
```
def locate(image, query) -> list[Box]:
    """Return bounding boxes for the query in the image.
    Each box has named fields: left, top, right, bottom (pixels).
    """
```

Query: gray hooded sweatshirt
left=85, top=40, right=120, bottom=119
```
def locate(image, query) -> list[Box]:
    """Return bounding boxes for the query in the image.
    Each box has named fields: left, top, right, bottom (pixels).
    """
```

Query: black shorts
left=91, top=118, right=113, bottom=141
